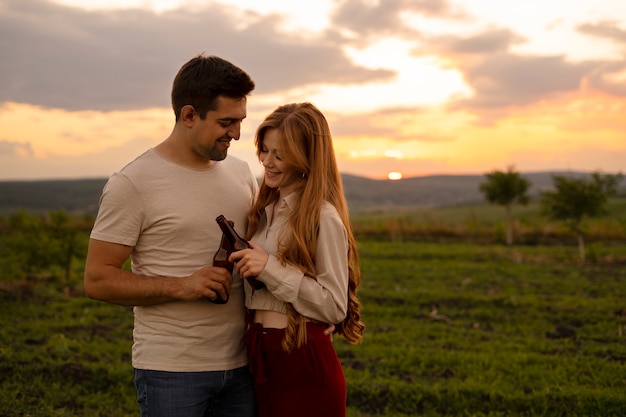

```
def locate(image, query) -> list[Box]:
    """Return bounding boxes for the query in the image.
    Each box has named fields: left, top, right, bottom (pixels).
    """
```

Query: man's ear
left=180, top=105, right=196, bottom=124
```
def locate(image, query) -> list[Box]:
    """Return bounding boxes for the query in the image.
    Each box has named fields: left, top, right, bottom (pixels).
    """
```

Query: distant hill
left=0, top=171, right=614, bottom=215
left=0, top=178, right=107, bottom=216
left=341, top=171, right=597, bottom=211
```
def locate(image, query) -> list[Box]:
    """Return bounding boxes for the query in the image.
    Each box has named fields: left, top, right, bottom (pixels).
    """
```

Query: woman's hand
left=324, top=323, right=336, bottom=338
left=228, top=241, right=269, bottom=279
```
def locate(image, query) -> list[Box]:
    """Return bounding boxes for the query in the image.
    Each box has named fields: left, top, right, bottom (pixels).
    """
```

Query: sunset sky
left=1, top=0, right=625, bottom=181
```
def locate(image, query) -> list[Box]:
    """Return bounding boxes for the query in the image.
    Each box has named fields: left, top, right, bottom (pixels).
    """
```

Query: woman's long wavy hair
left=246, top=102, right=364, bottom=351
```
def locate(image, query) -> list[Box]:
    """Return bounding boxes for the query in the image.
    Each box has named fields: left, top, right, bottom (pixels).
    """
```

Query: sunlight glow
left=348, top=149, right=380, bottom=158
left=325, top=39, right=473, bottom=111
left=384, top=150, right=404, bottom=159
left=0, top=103, right=171, bottom=157
left=388, top=172, right=403, bottom=180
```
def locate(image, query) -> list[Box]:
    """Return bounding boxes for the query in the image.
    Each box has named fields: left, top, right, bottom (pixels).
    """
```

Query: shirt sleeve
left=257, top=205, right=349, bottom=324
left=90, top=173, right=144, bottom=246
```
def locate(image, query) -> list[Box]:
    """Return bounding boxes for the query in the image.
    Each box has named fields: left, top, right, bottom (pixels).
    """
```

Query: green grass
left=2, top=241, right=626, bottom=416
left=0, top=281, right=136, bottom=416
left=341, top=241, right=626, bottom=416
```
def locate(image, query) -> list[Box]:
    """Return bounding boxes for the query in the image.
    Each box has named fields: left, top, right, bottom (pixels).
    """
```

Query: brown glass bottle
left=210, top=225, right=233, bottom=304
left=215, top=215, right=265, bottom=290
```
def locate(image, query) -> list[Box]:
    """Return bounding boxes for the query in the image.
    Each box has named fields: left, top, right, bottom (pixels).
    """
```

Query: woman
left=229, top=102, right=364, bottom=417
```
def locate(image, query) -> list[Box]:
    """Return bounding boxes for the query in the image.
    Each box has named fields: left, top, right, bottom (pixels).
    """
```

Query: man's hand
left=84, top=239, right=234, bottom=305
left=183, top=266, right=232, bottom=302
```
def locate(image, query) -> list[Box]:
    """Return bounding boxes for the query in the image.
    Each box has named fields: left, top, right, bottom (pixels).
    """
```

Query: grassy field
left=350, top=199, right=626, bottom=245
left=2, top=239, right=626, bottom=416
left=343, top=241, right=626, bottom=416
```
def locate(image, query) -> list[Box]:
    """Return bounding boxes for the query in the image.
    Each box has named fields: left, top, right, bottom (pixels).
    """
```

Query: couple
left=83, top=55, right=364, bottom=417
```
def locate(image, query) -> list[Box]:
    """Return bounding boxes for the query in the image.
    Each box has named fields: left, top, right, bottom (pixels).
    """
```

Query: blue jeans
left=133, top=366, right=256, bottom=417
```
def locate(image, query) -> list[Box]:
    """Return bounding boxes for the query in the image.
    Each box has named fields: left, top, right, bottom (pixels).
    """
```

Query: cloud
left=3, top=0, right=623, bottom=117
left=327, top=112, right=397, bottom=137
left=431, top=28, right=526, bottom=54
left=574, top=20, right=626, bottom=96
left=577, top=20, right=626, bottom=43
left=462, top=53, right=597, bottom=108
left=0, top=0, right=392, bottom=111
left=417, top=27, right=620, bottom=111
left=328, top=0, right=468, bottom=51
left=331, top=0, right=459, bottom=35
left=0, top=140, right=34, bottom=157
left=328, top=105, right=468, bottom=143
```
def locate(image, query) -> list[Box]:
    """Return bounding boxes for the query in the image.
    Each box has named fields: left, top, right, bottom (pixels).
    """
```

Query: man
left=84, top=55, right=258, bottom=416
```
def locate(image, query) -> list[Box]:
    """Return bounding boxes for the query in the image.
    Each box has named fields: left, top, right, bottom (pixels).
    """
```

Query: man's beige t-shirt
left=90, top=149, right=258, bottom=372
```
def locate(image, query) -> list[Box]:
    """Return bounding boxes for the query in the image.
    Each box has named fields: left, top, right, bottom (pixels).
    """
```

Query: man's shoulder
left=118, top=149, right=158, bottom=173
left=220, top=155, right=255, bottom=176
left=222, top=154, right=248, bottom=168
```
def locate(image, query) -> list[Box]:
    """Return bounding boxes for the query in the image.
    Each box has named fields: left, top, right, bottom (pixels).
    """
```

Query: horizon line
left=0, top=168, right=620, bottom=183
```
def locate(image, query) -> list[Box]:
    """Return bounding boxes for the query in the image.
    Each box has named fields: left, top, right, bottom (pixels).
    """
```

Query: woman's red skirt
left=245, top=322, right=346, bottom=417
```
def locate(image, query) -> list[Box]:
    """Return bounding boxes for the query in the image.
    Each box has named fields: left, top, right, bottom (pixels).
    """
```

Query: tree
left=479, top=166, right=531, bottom=245
left=540, top=172, right=623, bottom=263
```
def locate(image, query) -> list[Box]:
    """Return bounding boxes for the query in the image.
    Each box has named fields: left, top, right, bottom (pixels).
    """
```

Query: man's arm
left=84, top=238, right=231, bottom=306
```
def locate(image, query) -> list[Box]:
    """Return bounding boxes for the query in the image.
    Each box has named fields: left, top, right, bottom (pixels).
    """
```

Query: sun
left=388, top=172, right=402, bottom=180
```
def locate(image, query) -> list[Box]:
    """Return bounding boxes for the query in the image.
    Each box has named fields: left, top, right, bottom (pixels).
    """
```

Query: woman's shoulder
left=320, top=200, right=339, bottom=214
left=320, top=201, right=344, bottom=227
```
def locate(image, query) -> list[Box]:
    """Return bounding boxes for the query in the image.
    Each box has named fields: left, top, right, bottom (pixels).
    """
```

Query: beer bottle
left=215, top=215, right=266, bottom=290
left=210, top=224, right=233, bottom=304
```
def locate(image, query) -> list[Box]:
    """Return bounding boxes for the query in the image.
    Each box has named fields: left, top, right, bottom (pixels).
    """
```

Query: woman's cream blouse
left=244, top=192, right=349, bottom=324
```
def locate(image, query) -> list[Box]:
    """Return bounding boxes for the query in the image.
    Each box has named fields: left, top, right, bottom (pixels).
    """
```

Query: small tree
left=479, top=166, right=531, bottom=245
left=540, top=171, right=623, bottom=263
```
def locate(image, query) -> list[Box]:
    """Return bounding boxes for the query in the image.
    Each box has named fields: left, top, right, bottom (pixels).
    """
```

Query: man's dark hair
left=171, top=54, right=255, bottom=121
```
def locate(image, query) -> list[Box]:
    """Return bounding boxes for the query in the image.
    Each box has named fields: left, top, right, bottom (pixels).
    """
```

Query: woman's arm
left=231, top=206, right=349, bottom=323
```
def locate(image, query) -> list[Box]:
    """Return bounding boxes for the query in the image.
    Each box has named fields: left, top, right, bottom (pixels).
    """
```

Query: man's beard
left=196, top=140, right=228, bottom=161
left=209, top=146, right=227, bottom=161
